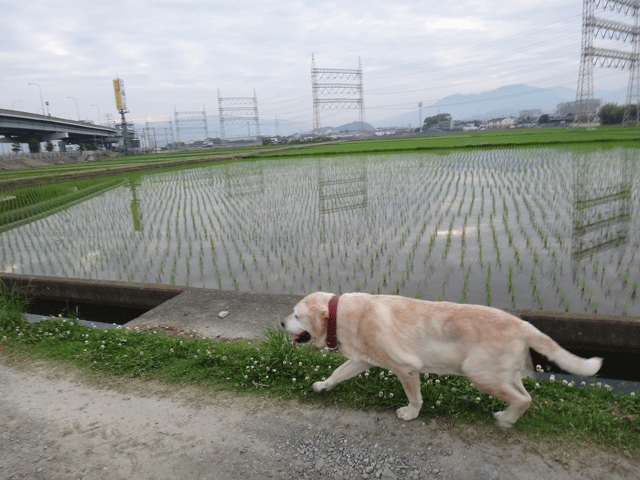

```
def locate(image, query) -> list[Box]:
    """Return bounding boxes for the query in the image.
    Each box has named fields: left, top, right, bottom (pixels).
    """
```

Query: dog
left=281, top=292, right=602, bottom=427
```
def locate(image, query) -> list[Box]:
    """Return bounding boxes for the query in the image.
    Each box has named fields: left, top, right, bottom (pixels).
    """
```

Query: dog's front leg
left=312, top=359, right=371, bottom=392
left=395, top=371, right=423, bottom=421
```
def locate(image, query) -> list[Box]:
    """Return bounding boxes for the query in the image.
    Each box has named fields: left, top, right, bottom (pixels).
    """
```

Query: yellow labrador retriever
left=281, top=292, right=602, bottom=427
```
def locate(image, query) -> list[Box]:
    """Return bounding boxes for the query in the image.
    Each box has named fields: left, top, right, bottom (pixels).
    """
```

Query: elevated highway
left=0, top=108, right=121, bottom=148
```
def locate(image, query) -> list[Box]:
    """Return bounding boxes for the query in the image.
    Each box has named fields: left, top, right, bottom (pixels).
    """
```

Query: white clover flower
left=378, top=391, right=384, bottom=397
left=140, top=351, right=144, bottom=356
left=630, top=392, right=635, bottom=396
left=549, top=375, right=555, bottom=383
left=475, top=397, right=481, bottom=403
left=170, top=348, right=174, bottom=353
left=244, top=375, right=248, bottom=379
left=100, top=345, right=105, bottom=350
left=292, top=378, right=296, bottom=383
left=299, top=362, right=303, bottom=366
left=535, top=383, right=540, bottom=388
left=436, top=400, right=441, bottom=406
left=581, top=381, right=586, bottom=386
left=562, top=380, right=568, bottom=386
left=85, top=340, right=89, bottom=345
left=222, top=356, right=227, bottom=361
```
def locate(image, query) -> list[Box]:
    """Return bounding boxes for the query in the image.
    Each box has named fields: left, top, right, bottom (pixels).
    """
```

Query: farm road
left=2, top=287, right=639, bottom=479
left=1, top=359, right=638, bottom=480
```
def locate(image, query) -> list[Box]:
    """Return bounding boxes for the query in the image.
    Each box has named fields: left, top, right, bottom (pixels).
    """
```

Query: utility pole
left=28, top=83, right=45, bottom=115
left=67, top=97, right=80, bottom=121
left=311, top=55, right=366, bottom=137
left=575, top=0, right=640, bottom=125
left=113, top=77, right=130, bottom=155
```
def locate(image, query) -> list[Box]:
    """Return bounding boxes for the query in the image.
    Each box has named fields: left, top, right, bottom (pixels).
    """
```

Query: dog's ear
left=306, top=302, right=329, bottom=339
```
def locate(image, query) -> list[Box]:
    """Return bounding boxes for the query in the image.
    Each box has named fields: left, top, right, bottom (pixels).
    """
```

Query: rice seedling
left=1, top=147, right=638, bottom=316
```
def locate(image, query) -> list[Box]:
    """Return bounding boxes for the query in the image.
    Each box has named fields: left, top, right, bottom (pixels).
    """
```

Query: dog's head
left=281, top=292, right=334, bottom=348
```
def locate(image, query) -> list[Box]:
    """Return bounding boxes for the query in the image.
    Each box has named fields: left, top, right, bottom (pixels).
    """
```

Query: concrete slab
left=125, top=287, right=304, bottom=340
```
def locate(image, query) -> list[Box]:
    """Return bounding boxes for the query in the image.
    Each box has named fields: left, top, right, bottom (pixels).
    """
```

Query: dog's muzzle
left=293, top=331, right=311, bottom=344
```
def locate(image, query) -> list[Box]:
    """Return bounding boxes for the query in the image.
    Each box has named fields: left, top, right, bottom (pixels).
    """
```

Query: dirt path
left=0, top=360, right=636, bottom=480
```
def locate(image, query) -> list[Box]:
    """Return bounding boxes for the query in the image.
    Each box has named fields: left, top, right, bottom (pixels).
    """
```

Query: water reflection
left=571, top=150, right=632, bottom=260
left=224, top=162, right=265, bottom=197
left=317, top=158, right=368, bottom=214
left=128, top=178, right=143, bottom=232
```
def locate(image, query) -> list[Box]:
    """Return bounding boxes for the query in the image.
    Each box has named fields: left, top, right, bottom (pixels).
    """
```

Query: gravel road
left=0, top=360, right=637, bottom=480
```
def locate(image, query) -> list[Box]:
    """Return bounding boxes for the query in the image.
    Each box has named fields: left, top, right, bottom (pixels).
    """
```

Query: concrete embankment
left=2, top=273, right=640, bottom=381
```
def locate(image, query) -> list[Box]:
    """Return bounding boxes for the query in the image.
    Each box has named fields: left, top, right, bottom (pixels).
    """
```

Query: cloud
left=2, top=0, right=606, bottom=127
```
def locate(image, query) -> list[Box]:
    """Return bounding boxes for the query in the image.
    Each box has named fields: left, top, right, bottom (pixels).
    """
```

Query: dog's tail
left=526, top=324, right=602, bottom=377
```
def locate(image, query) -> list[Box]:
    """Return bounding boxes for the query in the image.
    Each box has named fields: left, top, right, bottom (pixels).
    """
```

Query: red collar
left=326, top=295, right=339, bottom=350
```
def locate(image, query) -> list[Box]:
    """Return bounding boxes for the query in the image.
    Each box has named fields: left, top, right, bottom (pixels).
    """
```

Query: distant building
left=487, top=117, right=516, bottom=129
left=555, top=100, right=601, bottom=116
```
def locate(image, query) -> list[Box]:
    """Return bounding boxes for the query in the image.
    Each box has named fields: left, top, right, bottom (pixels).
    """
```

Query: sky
left=1, top=0, right=635, bottom=137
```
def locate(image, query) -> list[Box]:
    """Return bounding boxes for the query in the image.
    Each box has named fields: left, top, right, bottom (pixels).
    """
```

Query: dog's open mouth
left=293, top=331, right=311, bottom=344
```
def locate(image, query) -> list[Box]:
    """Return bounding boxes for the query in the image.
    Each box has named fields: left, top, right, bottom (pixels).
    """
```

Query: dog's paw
left=312, top=381, right=330, bottom=393
left=396, top=406, right=420, bottom=421
left=493, top=411, right=514, bottom=428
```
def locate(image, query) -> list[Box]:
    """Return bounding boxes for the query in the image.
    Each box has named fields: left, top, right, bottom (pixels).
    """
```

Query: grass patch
left=1, top=313, right=639, bottom=458
left=0, top=285, right=29, bottom=329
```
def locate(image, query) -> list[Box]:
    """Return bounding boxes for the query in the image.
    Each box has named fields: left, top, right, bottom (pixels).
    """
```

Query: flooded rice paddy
left=1, top=147, right=639, bottom=316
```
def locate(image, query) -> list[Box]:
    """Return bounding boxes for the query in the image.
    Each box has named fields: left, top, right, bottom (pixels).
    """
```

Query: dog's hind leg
left=395, top=370, right=423, bottom=421
left=466, top=372, right=532, bottom=427
left=312, top=359, right=371, bottom=393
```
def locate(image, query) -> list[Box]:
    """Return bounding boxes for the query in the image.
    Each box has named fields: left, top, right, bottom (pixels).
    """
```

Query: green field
left=2, top=126, right=639, bottom=189
left=249, top=126, right=640, bottom=159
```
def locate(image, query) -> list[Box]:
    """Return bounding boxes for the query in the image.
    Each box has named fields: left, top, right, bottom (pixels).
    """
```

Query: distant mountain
left=423, top=84, right=570, bottom=121
left=373, top=84, right=629, bottom=127
left=320, top=121, right=375, bottom=132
